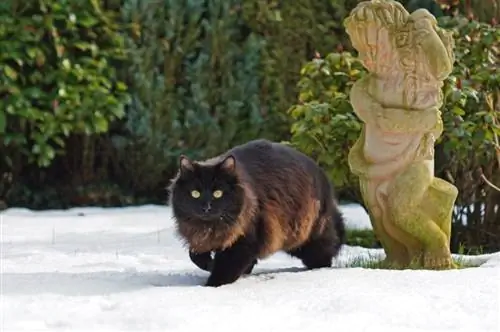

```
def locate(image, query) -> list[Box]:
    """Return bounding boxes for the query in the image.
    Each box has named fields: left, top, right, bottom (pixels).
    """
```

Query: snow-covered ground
left=1, top=204, right=499, bottom=332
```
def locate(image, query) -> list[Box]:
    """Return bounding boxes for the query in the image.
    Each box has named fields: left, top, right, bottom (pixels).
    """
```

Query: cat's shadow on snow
left=3, top=266, right=305, bottom=296
left=150, top=266, right=306, bottom=287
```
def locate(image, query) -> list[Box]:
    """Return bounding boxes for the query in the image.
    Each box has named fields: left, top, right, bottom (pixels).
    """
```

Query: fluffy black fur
left=169, top=139, right=345, bottom=287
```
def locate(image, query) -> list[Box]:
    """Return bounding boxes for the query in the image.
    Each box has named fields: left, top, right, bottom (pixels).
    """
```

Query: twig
left=486, top=93, right=500, bottom=167
left=480, top=172, right=500, bottom=192
left=494, top=139, right=500, bottom=168
left=445, top=170, right=455, bottom=183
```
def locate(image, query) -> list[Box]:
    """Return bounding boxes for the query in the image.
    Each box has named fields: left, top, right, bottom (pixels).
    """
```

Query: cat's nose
left=202, top=203, right=211, bottom=213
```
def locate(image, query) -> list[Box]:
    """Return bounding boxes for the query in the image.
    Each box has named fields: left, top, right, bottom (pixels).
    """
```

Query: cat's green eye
left=191, top=190, right=201, bottom=199
left=213, top=190, right=223, bottom=199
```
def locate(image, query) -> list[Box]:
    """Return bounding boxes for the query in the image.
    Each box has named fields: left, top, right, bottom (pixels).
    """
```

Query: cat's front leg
left=205, top=238, right=258, bottom=287
left=189, top=250, right=214, bottom=272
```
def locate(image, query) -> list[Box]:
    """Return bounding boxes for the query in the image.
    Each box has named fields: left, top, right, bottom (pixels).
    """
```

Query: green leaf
left=3, top=65, right=18, bottom=80
left=62, top=58, right=71, bottom=69
left=0, top=110, right=6, bottom=133
left=94, top=117, right=108, bottom=132
left=452, top=106, right=465, bottom=116
left=79, top=15, right=99, bottom=28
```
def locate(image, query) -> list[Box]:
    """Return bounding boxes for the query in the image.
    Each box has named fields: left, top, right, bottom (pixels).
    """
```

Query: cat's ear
left=220, top=155, right=236, bottom=172
left=179, top=155, right=194, bottom=173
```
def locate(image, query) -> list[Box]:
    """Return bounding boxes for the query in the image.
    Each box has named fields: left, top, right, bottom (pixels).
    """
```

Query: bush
left=0, top=1, right=129, bottom=171
left=436, top=0, right=500, bottom=24
left=105, top=0, right=371, bottom=199
left=287, top=15, right=499, bottom=251
left=286, top=52, right=365, bottom=202
left=437, top=16, right=500, bottom=252
left=111, top=0, right=271, bottom=196
left=4, top=0, right=371, bottom=208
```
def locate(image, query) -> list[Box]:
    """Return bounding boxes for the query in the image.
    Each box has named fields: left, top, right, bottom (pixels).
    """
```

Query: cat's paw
left=189, top=250, right=214, bottom=272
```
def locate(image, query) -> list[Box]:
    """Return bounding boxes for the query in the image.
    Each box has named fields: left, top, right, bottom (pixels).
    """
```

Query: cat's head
left=169, top=155, right=245, bottom=226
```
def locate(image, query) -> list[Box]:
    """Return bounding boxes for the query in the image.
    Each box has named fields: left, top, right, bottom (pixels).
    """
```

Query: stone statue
left=344, top=0, right=458, bottom=269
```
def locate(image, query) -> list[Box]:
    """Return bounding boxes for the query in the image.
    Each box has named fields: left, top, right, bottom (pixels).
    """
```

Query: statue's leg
left=424, top=178, right=458, bottom=250
left=360, top=179, right=409, bottom=267
left=387, top=162, right=455, bottom=269
left=349, top=135, right=410, bottom=266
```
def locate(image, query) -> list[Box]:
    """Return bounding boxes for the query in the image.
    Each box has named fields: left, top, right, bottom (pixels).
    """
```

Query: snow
left=1, top=204, right=499, bottom=332
left=338, top=203, right=372, bottom=230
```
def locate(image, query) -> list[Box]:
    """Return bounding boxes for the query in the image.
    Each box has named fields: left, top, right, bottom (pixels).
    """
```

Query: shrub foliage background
left=0, top=1, right=129, bottom=207
left=1, top=0, right=371, bottom=208
left=0, top=1, right=129, bottom=167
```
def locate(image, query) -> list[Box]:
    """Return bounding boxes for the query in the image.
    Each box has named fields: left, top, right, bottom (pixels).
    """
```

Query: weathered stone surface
left=344, top=0, right=458, bottom=269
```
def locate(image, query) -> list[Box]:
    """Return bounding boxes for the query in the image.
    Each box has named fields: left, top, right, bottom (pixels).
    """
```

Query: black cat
left=168, top=139, right=345, bottom=287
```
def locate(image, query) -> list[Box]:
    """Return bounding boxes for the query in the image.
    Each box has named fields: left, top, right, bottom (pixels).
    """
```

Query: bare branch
left=480, top=173, right=500, bottom=192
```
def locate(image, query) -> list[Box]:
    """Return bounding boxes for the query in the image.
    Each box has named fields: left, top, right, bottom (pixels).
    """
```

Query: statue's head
left=344, top=0, right=455, bottom=81
left=344, top=0, right=409, bottom=75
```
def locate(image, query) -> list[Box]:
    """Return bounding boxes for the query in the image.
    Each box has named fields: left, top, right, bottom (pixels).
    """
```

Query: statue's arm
left=409, top=11, right=454, bottom=80
left=419, top=32, right=453, bottom=81
left=349, top=75, right=379, bottom=124
left=377, top=107, right=440, bottom=133
left=350, top=74, right=440, bottom=133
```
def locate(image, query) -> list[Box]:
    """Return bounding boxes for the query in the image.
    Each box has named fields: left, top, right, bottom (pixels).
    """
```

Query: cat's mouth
left=196, top=212, right=233, bottom=224
left=193, top=211, right=220, bottom=221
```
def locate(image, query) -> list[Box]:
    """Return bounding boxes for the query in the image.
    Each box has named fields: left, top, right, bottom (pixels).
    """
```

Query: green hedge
left=112, top=0, right=271, bottom=195
left=0, top=1, right=129, bottom=169
left=1, top=0, right=372, bottom=208
left=110, top=0, right=369, bottom=196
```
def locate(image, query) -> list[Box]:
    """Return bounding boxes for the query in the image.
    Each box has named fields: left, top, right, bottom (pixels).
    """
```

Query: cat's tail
left=317, top=170, right=346, bottom=257
left=330, top=203, right=346, bottom=256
